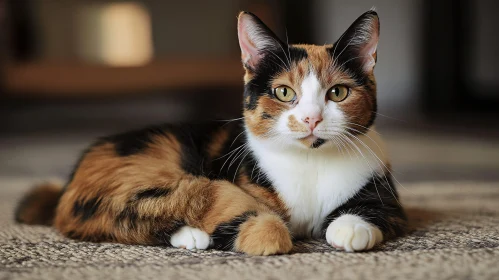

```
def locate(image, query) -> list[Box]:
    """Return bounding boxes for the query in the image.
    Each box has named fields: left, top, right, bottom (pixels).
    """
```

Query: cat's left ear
left=237, top=11, right=284, bottom=71
left=332, top=10, right=380, bottom=73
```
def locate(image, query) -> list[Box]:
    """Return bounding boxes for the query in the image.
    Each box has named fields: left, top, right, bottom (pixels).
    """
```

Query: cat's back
left=66, top=121, right=245, bottom=189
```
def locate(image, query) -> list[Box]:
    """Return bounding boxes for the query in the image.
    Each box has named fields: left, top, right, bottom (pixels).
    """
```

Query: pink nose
left=302, top=115, right=323, bottom=131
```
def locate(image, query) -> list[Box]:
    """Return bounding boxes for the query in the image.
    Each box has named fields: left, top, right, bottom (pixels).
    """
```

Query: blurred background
left=1, top=0, right=498, bottom=183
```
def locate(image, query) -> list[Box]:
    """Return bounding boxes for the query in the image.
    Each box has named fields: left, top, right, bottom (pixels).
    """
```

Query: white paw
left=170, top=226, right=211, bottom=250
left=326, top=214, right=383, bottom=252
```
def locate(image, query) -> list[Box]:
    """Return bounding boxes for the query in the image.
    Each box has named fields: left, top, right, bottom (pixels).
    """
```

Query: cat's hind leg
left=52, top=132, right=292, bottom=255
left=197, top=180, right=293, bottom=255
left=56, top=175, right=292, bottom=255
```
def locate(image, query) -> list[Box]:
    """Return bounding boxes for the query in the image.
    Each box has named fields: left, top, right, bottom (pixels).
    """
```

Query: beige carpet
left=1, top=178, right=498, bottom=280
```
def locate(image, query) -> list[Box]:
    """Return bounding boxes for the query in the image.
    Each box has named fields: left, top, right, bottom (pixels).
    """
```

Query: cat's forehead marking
left=287, top=44, right=336, bottom=87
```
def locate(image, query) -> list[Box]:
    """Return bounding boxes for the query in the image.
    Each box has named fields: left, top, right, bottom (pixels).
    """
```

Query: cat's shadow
left=290, top=207, right=442, bottom=254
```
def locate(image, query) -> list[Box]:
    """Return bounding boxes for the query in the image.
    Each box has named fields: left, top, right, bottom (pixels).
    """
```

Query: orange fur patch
left=287, top=115, right=308, bottom=133
left=244, top=96, right=286, bottom=137
left=235, top=213, right=293, bottom=255
left=201, top=180, right=271, bottom=233
left=207, top=128, right=230, bottom=159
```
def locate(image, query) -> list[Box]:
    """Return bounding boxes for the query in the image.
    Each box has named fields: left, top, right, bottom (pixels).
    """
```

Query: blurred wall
left=313, top=0, right=424, bottom=117
left=31, top=0, right=241, bottom=60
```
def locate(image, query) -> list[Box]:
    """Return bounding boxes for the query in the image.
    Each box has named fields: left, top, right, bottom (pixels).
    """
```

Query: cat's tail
left=15, top=181, right=63, bottom=226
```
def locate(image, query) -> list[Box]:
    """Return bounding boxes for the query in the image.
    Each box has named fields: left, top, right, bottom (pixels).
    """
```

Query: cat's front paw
left=170, top=226, right=211, bottom=250
left=325, top=214, right=383, bottom=252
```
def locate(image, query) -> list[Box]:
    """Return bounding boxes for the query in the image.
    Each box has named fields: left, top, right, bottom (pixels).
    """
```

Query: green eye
left=273, top=86, right=296, bottom=102
left=327, top=85, right=350, bottom=102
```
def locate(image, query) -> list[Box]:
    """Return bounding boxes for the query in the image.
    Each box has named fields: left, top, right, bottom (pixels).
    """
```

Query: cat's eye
left=273, top=86, right=296, bottom=102
left=327, top=85, right=350, bottom=102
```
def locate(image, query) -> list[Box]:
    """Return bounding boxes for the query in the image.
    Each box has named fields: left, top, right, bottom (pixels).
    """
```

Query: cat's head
left=238, top=10, right=379, bottom=150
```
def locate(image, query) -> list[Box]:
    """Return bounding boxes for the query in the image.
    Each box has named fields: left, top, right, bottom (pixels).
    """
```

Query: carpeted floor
left=1, top=178, right=498, bottom=280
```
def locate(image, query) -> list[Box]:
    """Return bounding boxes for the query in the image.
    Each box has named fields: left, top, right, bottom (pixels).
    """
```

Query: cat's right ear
left=237, top=11, right=283, bottom=71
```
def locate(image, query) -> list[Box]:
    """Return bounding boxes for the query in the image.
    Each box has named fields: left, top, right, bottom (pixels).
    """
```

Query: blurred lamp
left=77, top=2, right=153, bottom=66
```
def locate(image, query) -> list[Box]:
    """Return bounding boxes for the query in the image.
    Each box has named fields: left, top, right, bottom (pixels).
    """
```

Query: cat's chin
left=301, top=135, right=319, bottom=143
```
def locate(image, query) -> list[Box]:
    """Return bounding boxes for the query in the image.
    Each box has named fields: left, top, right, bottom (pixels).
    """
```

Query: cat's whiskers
left=342, top=130, right=404, bottom=205
left=329, top=135, right=347, bottom=158
left=272, top=37, right=292, bottom=71
left=216, top=117, right=244, bottom=122
left=338, top=126, right=413, bottom=198
left=343, top=127, right=385, bottom=157
left=230, top=131, right=246, bottom=148
left=285, top=29, right=292, bottom=69
left=336, top=133, right=385, bottom=205
left=228, top=144, right=250, bottom=170
left=250, top=156, right=259, bottom=181
left=343, top=130, right=399, bottom=186
left=217, top=117, right=245, bottom=127
left=343, top=121, right=381, bottom=135
left=372, top=111, right=408, bottom=123
left=215, top=142, right=245, bottom=161
left=219, top=143, right=248, bottom=173
left=232, top=148, right=251, bottom=183
left=266, top=48, right=290, bottom=73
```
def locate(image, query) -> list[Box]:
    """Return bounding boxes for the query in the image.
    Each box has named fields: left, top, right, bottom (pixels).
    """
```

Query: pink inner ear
left=361, top=41, right=378, bottom=72
left=237, top=15, right=264, bottom=69
left=360, top=20, right=379, bottom=73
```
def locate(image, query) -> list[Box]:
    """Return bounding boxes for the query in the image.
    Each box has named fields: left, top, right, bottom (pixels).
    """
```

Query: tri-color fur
left=16, top=10, right=406, bottom=255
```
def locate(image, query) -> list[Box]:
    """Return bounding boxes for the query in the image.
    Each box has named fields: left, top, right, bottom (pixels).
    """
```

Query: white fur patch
left=170, top=226, right=211, bottom=250
left=325, top=214, right=383, bottom=252
left=246, top=128, right=388, bottom=238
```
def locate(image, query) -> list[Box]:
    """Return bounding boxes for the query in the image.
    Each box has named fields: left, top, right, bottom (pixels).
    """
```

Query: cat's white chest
left=247, top=131, right=387, bottom=238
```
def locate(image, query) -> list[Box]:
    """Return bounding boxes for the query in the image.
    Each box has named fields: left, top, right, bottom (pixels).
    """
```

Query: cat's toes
left=325, top=214, right=383, bottom=252
left=170, top=226, right=211, bottom=250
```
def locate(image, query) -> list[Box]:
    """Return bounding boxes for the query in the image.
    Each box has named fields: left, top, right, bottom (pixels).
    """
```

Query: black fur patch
left=242, top=151, right=274, bottom=190
left=103, top=127, right=163, bottom=157
left=244, top=46, right=308, bottom=111
left=101, top=123, right=224, bottom=176
left=261, top=112, right=273, bottom=119
left=364, top=99, right=377, bottom=129
left=134, top=188, right=170, bottom=200
left=169, top=124, right=221, bottom=176
left=116, top=206, right=139, bottom=229
left=73, top=197, right=102, bottom=222
left=209, top=121, right=247, bottom=181
left=211, top=211, right=257, bottom=250
left=311, top=138, right=326, bottom=149
left=321, top=174, right=407, bottom=239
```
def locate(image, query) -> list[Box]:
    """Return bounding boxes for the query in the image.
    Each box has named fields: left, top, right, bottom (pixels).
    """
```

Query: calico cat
left=15, top=10, right=406, bottom=255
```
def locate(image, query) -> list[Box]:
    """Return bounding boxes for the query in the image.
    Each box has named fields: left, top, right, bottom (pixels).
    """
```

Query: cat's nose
left=302, top=115, right=323, bottom=131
